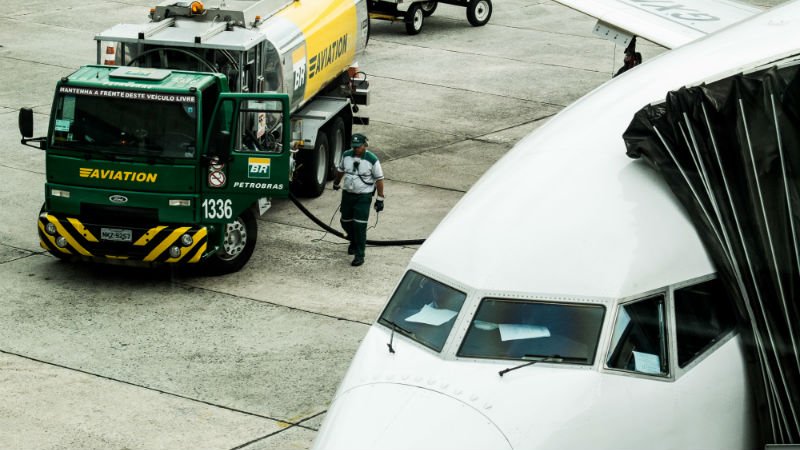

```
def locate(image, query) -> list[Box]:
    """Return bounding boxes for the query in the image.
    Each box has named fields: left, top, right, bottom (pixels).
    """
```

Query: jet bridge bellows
left=623, top=60, right=800, bottom=445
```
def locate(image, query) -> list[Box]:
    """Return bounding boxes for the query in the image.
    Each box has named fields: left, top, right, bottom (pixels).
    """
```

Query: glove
left=374, top=196, right=384, bottom=212
left=333, top=183, right=341, bottom=191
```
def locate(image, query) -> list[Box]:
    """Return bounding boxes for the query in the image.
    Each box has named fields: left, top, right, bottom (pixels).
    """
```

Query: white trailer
left=367, top=0, right=492, bottom=35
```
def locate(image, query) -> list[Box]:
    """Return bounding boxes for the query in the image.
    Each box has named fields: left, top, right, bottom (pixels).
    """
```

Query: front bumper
left=38, top=212, right=209, bottom=264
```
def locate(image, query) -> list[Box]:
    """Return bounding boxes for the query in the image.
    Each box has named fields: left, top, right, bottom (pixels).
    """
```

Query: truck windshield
left=458, top=299, right=605, bottom=364
left=378, top=271, right=467, bottom=352
left=51, top=88, right=198, bottom=158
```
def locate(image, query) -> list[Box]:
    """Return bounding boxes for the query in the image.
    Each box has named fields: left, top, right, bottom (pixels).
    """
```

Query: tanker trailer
left=96, top=0, right=371, bottom=197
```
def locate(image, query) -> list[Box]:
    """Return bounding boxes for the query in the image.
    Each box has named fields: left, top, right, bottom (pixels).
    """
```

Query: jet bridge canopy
left=623, top=58, right=800, bottom=445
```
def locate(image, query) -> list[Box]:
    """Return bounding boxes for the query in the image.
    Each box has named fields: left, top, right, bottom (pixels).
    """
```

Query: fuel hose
left=289, top=193, right=426, bottom=246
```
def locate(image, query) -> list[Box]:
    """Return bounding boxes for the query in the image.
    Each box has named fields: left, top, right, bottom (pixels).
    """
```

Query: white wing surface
left=555, top=0, right=762, bottom=48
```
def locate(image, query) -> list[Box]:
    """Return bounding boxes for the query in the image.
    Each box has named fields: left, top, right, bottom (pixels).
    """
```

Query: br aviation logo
left=308, top=34, right=349, bottom=79
left=79, top=167, right=157, bottom=183
left=292, top=47, right=306, bottom=93
left=248, top=157, right=271, bottom=179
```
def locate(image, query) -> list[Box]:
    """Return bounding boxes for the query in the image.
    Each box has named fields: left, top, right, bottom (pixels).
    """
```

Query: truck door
left=201, top=93, right=291, bottom=224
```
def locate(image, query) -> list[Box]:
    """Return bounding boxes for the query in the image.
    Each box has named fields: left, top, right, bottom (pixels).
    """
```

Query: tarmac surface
left=0, top=0, right=783, bottom=449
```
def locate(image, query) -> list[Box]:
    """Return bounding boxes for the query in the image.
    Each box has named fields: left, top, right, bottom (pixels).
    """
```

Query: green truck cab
left=20, top=65, right=292, bottom=274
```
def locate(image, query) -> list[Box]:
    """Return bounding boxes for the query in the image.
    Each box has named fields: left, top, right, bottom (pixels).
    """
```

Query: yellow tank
left=273, top=0, right=367, bottom=109
left=98, top=0, right=369, bottom=112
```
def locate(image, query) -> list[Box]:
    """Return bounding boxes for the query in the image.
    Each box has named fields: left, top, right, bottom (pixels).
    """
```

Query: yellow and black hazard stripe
left=38, top=213, right=208, bottom=264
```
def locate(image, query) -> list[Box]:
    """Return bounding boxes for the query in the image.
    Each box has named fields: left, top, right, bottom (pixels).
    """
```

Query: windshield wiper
left=143, top=144, right=164, bottom=154
left=55, top=140, right=126, bottom=158
left=498, top=354, right=586, bottom=377
left=60, top=141, right=170, bottom=161
left=381, top=318, right=414, bottom=354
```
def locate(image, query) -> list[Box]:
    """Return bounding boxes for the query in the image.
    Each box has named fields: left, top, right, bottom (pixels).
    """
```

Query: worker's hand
left=333, top=183, right=341, bottom=191
left=374, top=196, right=384, bottom=212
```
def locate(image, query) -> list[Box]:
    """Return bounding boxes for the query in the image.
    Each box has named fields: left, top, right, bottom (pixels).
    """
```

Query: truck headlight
left=169, top=246, right=181, bottom=258
left=51, top=189, right=70, bottom=198
left=55, top=236, right=68, bottom=248
left=180, top=234, right=193, bottom=246
left=169, top=199, right=191, bottom=207
left=45, top=223, right=57, bottom=235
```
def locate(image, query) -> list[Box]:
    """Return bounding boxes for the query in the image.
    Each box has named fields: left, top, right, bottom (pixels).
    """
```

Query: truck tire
left=467, top=0, right=492, bottom=26
left=327, top=117, right=346, bottom=180
left=405, top=3, right=424, bottom=35
left=420, top=1, right=437, bottom=17
left=291, top=132, right=328, bottom=198
left=205, top=207, right=258, bottom=275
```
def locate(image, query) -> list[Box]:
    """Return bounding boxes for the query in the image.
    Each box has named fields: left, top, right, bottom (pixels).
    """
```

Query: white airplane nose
left=312, top=382, right=511, bottom=450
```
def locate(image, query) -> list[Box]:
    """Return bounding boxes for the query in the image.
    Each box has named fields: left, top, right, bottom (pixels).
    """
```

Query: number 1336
left=202, top=198, right=233, bottom=219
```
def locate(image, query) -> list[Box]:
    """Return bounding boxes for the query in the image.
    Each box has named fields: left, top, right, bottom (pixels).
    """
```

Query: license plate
left=101, top=228, right=132, bottom=242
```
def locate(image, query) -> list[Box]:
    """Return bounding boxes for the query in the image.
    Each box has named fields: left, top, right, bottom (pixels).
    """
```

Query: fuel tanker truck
left=18, top=0, right=371, bottom=274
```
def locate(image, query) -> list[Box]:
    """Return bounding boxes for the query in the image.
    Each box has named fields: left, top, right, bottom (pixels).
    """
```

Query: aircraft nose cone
left=312, top=383, right=511, bottom=450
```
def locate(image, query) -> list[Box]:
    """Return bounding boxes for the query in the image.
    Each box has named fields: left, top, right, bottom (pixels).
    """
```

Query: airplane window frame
left=605, top=293, right=671, bottom=378
left=456, top=298, right=606, bottom=365
left=377, top=270, right=468, bottom=354
left=674, top=278, right=738, bottom=369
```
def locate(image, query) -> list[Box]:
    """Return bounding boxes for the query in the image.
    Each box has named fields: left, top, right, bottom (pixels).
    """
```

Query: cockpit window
left=674, top=278, right=736, bottom=368
left=458, top=299, right=605, bottom=364
left=606, top=295, right=669, bottom=376
left=378, top=271, right=467, bottom=352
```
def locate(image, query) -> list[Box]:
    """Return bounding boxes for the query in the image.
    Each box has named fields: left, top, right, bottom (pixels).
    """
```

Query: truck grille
left=80, top=203, right=159, bottom=227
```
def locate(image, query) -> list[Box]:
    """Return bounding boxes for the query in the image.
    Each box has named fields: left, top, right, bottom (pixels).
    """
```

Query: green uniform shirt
left=337, top=150, right=384, bottom=194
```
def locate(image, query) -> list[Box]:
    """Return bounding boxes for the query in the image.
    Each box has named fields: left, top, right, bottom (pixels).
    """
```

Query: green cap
left=351, top=133, right=368, bottom=148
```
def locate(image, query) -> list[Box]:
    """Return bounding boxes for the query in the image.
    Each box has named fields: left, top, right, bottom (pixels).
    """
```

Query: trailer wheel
left=205, top=207, right=258, bottom=275
left=420, top=1, right=437, bottom=17
left=405, top=3, right=424, bottom=35
left=467, top=0, right=492, bottom=26
left=327, top=117, right=346, bottom=180
left=291, top=132, right=328, bottom=198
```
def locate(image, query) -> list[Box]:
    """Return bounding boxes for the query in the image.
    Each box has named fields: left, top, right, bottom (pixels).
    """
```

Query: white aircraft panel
left=412, top=0, right=800, bottom=300
left=319, top=325, right=755, bottom=449
left=555, top=0, right=762, bottom=48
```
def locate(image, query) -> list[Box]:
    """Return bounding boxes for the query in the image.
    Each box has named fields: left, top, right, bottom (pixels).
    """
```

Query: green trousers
left=340, top=191, right=372, bottom=258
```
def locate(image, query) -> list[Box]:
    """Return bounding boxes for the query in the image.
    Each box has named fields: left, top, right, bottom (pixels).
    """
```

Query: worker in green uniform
left=333, top=133, right=385, bottom=266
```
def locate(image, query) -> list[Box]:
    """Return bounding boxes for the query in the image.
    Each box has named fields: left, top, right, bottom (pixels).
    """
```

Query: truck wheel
left=405, top=4, right=424, bottom=35
left=420, top=1, right=437, bottom=17
left=291, top=132, right=328, bottom=198
left=467, top=0, right=492, bottom=26
left=205, top=208, right=258, bottom=275
left=327, top=117, right=346, bottom=180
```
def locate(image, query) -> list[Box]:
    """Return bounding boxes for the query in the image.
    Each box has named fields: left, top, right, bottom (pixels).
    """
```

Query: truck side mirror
left=19, top=108, right=34, bottom=138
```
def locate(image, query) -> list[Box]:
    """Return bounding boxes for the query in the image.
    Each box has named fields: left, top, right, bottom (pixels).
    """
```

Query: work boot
left=351, top=256, right=364, bottom=267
